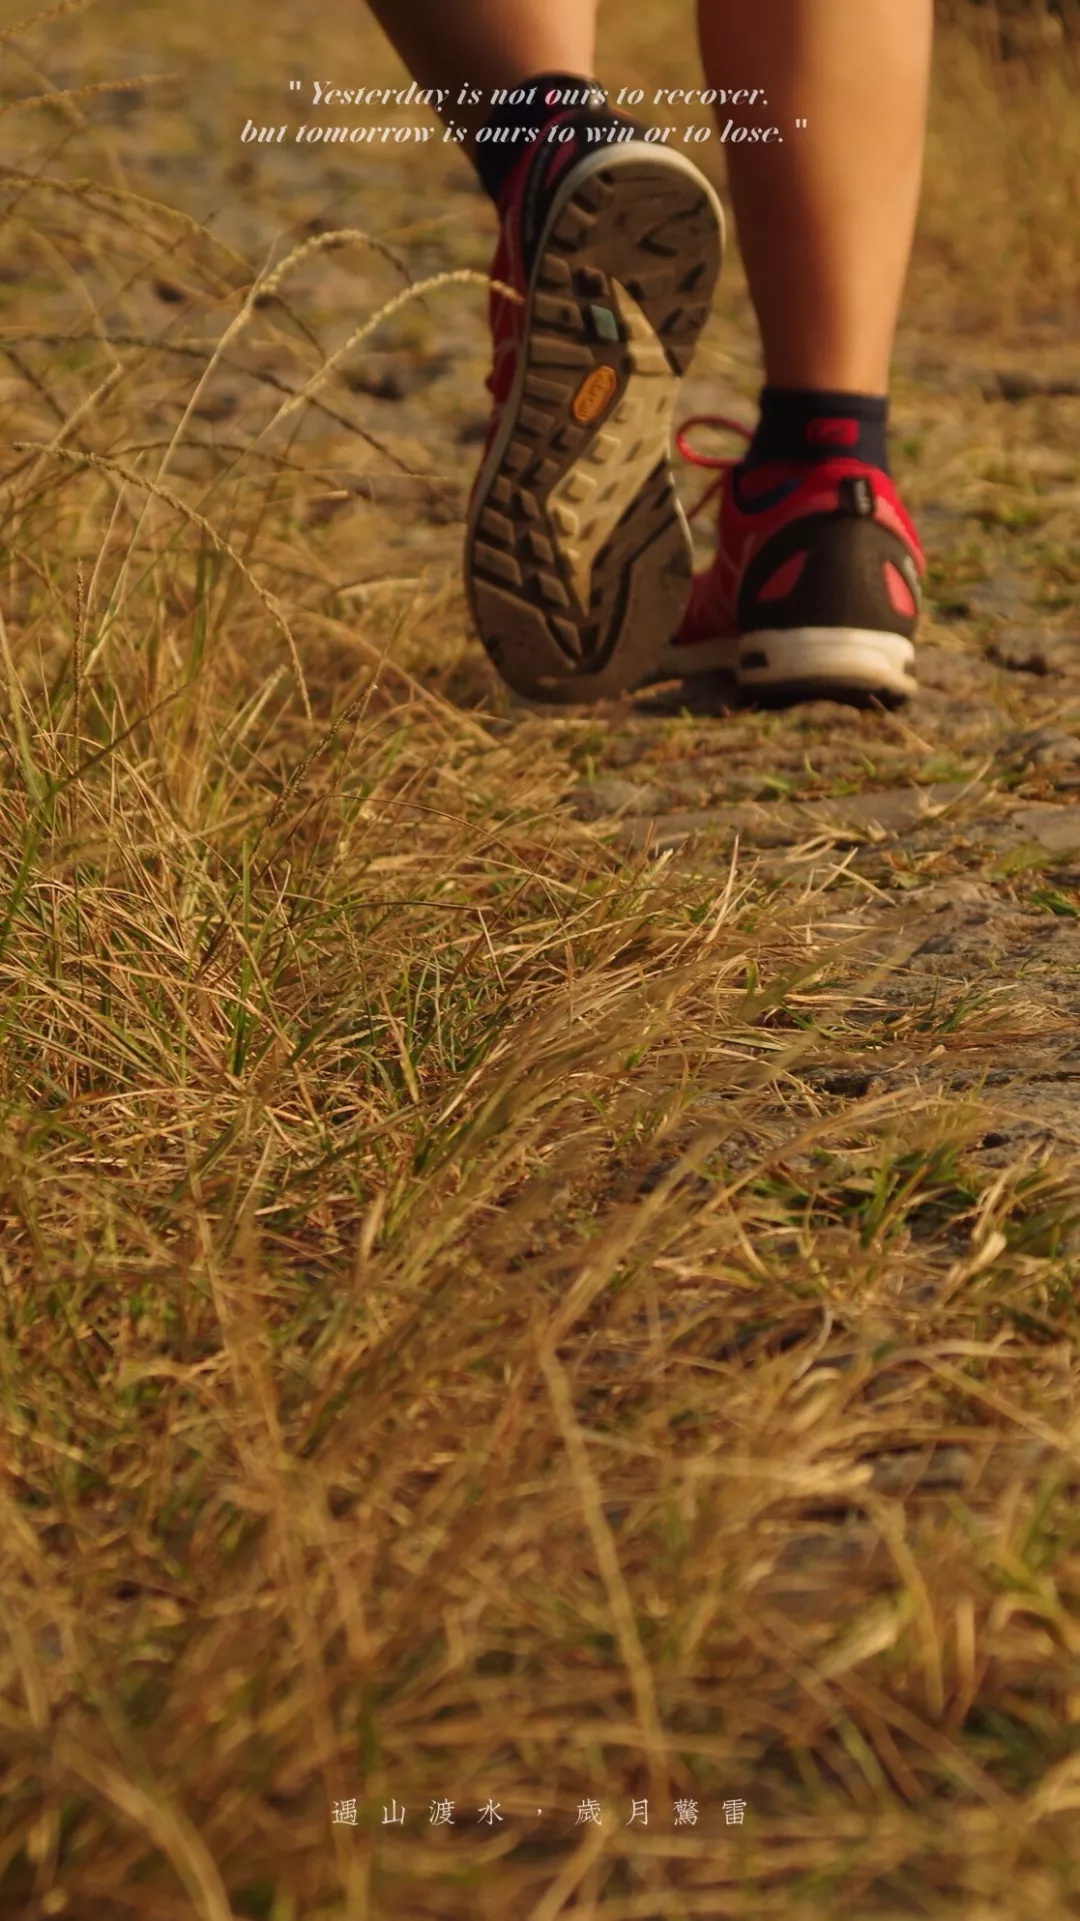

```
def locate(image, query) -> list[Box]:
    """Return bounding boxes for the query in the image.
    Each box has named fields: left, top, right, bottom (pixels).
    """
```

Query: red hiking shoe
left=655, top=415, right=924, bottom=705
left=465, top=118, right=724, bottom=704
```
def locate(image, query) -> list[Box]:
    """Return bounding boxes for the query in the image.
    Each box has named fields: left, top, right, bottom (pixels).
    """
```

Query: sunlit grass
left=0, top=4, right=1079, bottom=1917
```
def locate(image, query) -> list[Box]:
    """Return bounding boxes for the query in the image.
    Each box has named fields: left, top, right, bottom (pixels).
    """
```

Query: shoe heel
left=736, top=626, right=917, bottom=706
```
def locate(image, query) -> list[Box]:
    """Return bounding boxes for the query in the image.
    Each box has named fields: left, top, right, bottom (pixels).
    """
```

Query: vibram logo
left=571, top=364, right=617, bottom=423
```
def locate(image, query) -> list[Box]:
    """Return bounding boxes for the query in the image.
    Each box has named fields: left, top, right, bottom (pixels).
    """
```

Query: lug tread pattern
left=467, top=154, right=723, bottom=701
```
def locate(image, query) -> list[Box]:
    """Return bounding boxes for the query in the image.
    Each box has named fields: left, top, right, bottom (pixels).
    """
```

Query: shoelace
left=674, top=413, right=753, bottom=521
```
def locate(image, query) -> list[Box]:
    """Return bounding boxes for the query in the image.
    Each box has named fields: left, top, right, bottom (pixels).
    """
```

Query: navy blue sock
left=744, top=387, right=890, bottom=474
left=472, top=71, right=620, bottom=205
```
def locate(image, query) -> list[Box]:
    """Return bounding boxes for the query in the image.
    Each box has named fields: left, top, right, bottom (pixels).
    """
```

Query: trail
left=180, top=101, right=1080, bottom=1168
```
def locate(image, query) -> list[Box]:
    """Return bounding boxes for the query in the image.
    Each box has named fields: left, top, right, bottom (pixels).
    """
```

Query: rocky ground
left=4, top=12, right=1080, bottom=1914
left=123, top=85, right=1080, bottom=1177
left=7, top=3, right=1080, bottom=1316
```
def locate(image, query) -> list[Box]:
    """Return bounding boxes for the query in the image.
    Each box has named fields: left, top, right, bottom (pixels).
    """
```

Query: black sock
left=471, top=71, right=631, bottom=206
left=743, top=386, right=890, bottom=474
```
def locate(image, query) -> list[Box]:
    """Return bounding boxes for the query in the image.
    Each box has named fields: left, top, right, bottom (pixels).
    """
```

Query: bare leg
left=697, top=0, right=933, bottom=392
left=363, top=0, right=598, bottom=150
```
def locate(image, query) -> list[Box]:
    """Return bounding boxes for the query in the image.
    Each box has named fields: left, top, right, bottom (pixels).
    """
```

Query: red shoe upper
left=483, top=118, right=599, bottom=423
left=674, top=425, right=926, bottom=648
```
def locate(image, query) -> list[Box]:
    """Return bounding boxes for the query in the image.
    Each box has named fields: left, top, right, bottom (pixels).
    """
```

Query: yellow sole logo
left=571, top=364, right=617, bottom=424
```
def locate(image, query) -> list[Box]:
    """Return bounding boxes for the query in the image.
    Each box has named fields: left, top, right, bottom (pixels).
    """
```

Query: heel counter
left=737, top=509, right=922, bottom=639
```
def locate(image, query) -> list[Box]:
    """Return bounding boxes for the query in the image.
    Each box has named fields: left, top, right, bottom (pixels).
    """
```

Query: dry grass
left=1, top=4, right=1079, bottom=1917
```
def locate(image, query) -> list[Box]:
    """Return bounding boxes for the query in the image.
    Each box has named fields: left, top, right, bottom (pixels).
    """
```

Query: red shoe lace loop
left=675, top=412, right=753, bottom=521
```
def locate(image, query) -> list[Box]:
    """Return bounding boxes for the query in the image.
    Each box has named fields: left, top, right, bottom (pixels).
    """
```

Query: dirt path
left=114, top=75, right=1080, bottom=1168
left=4, top=13, right=1080, bottom=1913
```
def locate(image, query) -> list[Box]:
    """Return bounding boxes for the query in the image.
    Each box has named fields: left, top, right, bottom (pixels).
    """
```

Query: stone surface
left=616, top=780, right=988, bottom=854
left=1007, top=727, right=1080, bottom=767
left=1009, top=804, right=1080, bottom=855
left=566, top=777, right=665, bottom=821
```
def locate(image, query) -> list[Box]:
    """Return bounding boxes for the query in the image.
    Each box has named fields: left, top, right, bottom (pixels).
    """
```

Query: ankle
left=744, top=386, right=890, bottom=474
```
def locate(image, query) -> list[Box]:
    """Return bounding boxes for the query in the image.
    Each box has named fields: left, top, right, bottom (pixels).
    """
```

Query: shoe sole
left=656, top=626, right=918, bottom=707
left=737, top=626, right=917, bottom=705
left=466, top=144, right=724, bottom=705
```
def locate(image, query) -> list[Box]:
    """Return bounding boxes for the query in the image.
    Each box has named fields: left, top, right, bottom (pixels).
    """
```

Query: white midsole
left=738, top=628, right=917, bottom=695
left=656, top=626, right=917, bottom=695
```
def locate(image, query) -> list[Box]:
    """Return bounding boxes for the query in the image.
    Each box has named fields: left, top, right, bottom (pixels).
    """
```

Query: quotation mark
left=289, top=79, right=301, bottom=91
left=795, top=117, right=807, bottom=129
